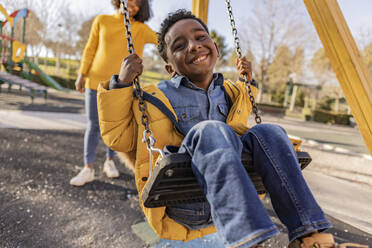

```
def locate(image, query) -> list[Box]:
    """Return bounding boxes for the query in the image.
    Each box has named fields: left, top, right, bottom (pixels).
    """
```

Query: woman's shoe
left=70, top=167, right=95, bottom=186
left=103, top=159, right=119, bottom=178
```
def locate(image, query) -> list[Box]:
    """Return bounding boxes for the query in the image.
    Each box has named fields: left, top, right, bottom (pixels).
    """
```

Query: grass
left=140, top=71, right=169, bottom=84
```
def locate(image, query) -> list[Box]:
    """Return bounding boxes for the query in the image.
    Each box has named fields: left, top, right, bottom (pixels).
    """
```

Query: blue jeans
left=167, top=121, right=331, bottom=248
left=84, top=89, right=115, bottom=164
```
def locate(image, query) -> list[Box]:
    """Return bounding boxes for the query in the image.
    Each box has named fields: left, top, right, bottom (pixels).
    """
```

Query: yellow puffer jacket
left=97, top=79, right=301, bottom=241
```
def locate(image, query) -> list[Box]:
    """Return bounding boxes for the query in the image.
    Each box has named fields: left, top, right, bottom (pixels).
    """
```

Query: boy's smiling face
left=164, top=19, right=219, bottom=86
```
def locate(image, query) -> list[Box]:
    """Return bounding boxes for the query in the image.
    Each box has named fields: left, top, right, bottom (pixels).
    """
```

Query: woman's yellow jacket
left=97, top=79, right=301, bottom=241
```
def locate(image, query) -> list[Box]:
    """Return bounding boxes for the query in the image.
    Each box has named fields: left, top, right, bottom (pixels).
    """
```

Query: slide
left=22, top=59, right=69, bottom=91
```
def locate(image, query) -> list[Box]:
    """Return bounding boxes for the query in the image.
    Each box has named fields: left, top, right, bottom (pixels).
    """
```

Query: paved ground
left=1, top=87, right=371, bottom=247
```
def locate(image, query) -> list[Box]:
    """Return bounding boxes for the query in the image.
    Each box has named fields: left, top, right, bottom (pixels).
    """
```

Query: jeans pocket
left=166, top=202, right=211, bottom=227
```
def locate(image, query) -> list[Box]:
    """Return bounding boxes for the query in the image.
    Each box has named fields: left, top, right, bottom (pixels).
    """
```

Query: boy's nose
left=188, top=40, right=202, bottom=52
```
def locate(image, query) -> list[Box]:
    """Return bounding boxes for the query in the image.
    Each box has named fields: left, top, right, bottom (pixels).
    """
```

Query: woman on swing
left=97, top=9, right=368, bottom=248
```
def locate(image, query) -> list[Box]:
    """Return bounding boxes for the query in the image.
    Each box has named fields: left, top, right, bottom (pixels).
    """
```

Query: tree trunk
left=335, top=97, right=340, bottom=113
left=289, top=85, right=298, bottom=111
left=55, top=53, right=60, bottom=75
left=304, top=96, right=309, bottom=108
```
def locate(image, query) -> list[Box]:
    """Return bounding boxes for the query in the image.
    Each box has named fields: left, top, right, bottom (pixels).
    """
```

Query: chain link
left=120, top=0, right=155, bottom=150
left=225, top=0, right=262, bottom=124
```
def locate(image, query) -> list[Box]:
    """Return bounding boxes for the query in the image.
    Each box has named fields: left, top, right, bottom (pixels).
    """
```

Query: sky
left=66, top=0, right=372, bottom=52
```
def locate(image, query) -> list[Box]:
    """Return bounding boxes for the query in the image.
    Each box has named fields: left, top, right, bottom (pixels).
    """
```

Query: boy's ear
left=165, top=64, right=177, bottom=77
left=214, top=42, right=220, bottom=57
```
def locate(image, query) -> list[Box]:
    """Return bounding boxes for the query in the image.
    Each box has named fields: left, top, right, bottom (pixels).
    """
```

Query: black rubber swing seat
left=142, top=151, right=312, bottom=208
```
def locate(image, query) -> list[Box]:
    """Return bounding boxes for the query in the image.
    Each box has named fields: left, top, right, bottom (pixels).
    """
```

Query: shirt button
left=142, top=177, right=148, bottom=181
left=182, top=113, right=187, bottom=119
left=237, top=110, right=241, bottom=114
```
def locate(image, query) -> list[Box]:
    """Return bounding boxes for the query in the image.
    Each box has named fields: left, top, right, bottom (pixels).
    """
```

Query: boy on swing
left=97, top=9, right=367, bottom=248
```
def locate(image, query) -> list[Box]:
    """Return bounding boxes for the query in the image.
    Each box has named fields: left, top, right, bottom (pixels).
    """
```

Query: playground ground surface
left=1, top=87, right=372, bottom=247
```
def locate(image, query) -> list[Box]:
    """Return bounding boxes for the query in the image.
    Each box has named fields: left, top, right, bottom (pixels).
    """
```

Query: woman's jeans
left=167, top=121, right=331, bottom=248
left=84, top=89, right=115, bottom=164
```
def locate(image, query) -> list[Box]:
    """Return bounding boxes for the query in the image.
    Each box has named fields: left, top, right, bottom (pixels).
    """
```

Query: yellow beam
left=304, top=0, right=372, bottom=155
left=192, top=0, right=209, bottom=24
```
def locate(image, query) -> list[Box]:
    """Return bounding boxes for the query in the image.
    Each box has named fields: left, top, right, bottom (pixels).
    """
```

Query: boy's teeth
left=193, top=55, right=206, bottom=63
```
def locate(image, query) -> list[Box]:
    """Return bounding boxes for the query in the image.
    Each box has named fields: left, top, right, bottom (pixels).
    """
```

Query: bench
left=0, top=70, right=47, bottom=103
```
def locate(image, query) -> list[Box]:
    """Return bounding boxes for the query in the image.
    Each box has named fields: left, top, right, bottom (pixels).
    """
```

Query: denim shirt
left=157, top=73, right=229, bottom=135
left=110, top=73, right=231, bottom=135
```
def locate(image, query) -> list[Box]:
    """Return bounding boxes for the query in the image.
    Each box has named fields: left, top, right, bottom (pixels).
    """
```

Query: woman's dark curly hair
left=111, top=0, right=151, bottom=22
left=157, top=9, right=209, bottom=63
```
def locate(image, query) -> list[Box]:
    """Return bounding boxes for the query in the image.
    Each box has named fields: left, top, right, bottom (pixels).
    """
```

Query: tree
left=13, top=10, right=44, bottom=61
left=227, top=49, right=238, bottom=68
left=267, top=45, right=292, bottom=91
left=292, top=46, right=305, bottom=80
left=10, top=0, right=69, bottom=63
left=310, top=48, right=334, bottom=85
left=265, top=46, right=304, bottom=104
left=239, top=0, right=315, bottom=102
left=76, top=17, right=95, bottom=58
left=363, top=42, right=372, bottom=75
left=310, top=48, right=344, bottom=112
left=210, top=30, right=228, bottom=66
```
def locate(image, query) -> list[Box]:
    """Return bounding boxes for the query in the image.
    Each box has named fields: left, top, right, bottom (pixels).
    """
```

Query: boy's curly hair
left=157, top=9, right=209, bottom=63
left=111, top=0, right=151, bottom=22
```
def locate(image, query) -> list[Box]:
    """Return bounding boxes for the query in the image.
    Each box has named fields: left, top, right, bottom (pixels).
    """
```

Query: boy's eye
left=196, top=35, right=206, bottom=40
left=174, top=43, right=185, bottom=51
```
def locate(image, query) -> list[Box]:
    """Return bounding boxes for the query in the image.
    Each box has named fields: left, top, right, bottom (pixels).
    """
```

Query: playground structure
left=0, top=4, right=66, bottom=101
left=191, top=0, right=372, bottom=155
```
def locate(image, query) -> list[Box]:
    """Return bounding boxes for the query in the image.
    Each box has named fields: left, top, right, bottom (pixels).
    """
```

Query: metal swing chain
left=120, top=0, right=164, bottom=176
left=225, top=0, right=262, bottom=124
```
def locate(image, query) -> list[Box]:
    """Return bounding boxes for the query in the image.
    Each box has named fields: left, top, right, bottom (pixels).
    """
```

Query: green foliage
left=210, top=30, right=228, bottom=62
left=257, top=103, right=286, bottom=117
left=266, top=45, right=304, bottom=97
left=302, top=107, right=312, bottom=121
left=312, top=110, right=351, bottom=125
left=267, top=45, right=292, bottom=87
left=49, top=75, right=75, bottom=89
left=68, top=67, right=78, bottom=77
left=272, top=83, right=286, bottom=104
left=140, top=71, right=169, bottom=84
left=310, top=48, right=334, bottom=85
left=316, top=96, right=333, bottom=111
left=296, top=89, right=305, bottom=107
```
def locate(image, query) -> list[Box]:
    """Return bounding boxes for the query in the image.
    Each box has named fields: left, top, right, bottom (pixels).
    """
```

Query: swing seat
left=142, top=151, right=312, bottom=208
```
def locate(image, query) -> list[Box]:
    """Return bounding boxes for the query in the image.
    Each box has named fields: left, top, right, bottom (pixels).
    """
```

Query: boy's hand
left=236, top=57, right=252, bottom=81
left=118, top=54, right=143, bottom=84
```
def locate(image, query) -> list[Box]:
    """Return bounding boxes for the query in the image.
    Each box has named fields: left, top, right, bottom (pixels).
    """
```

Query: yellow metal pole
left=304, top=0, right=372, bottom=155
left=192, top=0, right=209, bottom=24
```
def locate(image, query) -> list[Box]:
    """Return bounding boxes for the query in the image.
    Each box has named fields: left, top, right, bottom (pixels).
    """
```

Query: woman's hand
left=118, top=54, right=143, bottom=84
left=75, top=73, right=85, bottom=94
left=236, top=57, right=252, bottom=81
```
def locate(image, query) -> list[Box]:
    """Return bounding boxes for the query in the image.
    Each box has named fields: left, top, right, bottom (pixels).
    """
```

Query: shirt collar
left=170, top=73, right=224, bottom=89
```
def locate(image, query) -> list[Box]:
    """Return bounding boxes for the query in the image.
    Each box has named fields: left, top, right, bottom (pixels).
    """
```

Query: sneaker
left=70, top=167, right=95, bottom=186
left=288, top=233, right=369, bottom=248
left=103, top=159, right=119, bottom=178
